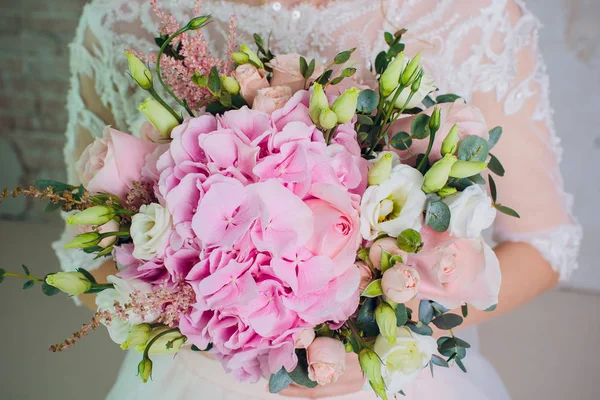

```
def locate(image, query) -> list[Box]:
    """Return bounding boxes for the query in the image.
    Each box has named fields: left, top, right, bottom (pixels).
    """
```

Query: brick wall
left=0, top=0, right=87, bottom=220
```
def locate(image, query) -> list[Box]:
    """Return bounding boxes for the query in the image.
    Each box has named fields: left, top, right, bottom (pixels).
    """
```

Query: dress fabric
left=56, top=0, right=581, bottom=398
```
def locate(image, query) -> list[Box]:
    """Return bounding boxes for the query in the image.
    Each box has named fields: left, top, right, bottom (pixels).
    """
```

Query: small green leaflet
left=390, top=132, right=412, bottom=150
left=395, top=303, right=408, bottom=326
left=431, top=313, right=463, bottom=330
left=488, top=126, right=502, bottom=149
left=495, top=205, right=520, bottom=218
left=410, top=114, right=431, bottom=139
left=269, top=368, right=293, bottom=393
left=361, top=279, right=383, bottom=298
left=488, top=175, right=497, bottom=203
left=488, top=153, right=505, bottom=176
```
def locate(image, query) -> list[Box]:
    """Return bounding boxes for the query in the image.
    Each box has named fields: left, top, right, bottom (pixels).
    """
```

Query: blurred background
left=0, top=0, right=599, bottom=399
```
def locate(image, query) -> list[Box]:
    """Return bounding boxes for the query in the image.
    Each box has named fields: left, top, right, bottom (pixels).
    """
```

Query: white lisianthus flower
left=95, top=276, right=158, bottom=345
left=131, top=203, right=172, bottom=260
left=442, top=184, right=497, bottom=238
left=374, top=326, right=437, bottom=393
left=360, top=164, right=426, bottom=240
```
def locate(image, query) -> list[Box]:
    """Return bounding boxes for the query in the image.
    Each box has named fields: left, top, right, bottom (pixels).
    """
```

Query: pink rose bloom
left=76, top=127, right=157, bottom=200
left=233, top=64, right=269, bottom=106
left=252, top=86, right=293, bottom=115
left=307, top=337, right=346, bottom=385
left=410, top=226, right=501, bottom=310
left=356, top=261, right=373, bottom=292
left=392, top=99, right=489, bottom=163
left=369, top=237, right=409, bottom=270
left=268, top=53, right=325, bottom=93
left=381, top=264, right=420, bottom=303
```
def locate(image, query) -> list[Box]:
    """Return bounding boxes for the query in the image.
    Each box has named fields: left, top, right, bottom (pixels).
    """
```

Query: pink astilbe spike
left=151, top=0, right=181, bottom=37
left=223, top=14, right=238, bottom=75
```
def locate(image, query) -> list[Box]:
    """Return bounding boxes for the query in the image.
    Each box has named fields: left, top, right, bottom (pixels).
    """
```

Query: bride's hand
left=278, top=352, right=366, bottom=398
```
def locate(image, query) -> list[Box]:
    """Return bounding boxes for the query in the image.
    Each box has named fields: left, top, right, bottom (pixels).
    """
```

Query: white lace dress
left=54, top=0, right=582, bottom=398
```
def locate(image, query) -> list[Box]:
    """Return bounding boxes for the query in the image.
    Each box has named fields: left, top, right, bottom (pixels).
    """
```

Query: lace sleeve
left=468, top=1, right=582, bottom=280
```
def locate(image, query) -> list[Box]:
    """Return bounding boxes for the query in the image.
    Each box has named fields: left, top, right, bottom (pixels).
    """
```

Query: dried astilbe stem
left=0, top=186, right=94, bottom=212
left=125, top=181, right=159, bottom=214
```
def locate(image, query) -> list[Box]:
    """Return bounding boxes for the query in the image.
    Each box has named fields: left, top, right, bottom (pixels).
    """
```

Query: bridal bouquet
left=0, top=4, right=518, bottom=398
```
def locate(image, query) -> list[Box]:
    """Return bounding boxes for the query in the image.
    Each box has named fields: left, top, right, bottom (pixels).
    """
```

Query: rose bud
left=307, top=337, right=347, bottom=386
left=45, top=271, right=92, bottom=296
left=357, top=261, right=374, bottom=292
left=381, top=265, right=420, bottom=303
left=294, top=328, right=316, bottom=349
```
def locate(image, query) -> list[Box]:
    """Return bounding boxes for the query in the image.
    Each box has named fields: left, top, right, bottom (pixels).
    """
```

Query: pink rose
left=233, top=64, right=269, bottom=106
left=295, top=328, right=316, bottom=349
left=76, top=219, right=120, bottom=249
left=252, top=86, right=293, bottom=115
left=356, top=261, right=373, bottom=292
left=76, top=127, right=157, bottom=200
left=307, top=337, right=346, bottom=385
left=381, top=264, right=420, bottom=303
left=409, top=226, right=501, bottom=310
left=369, top=237, right=409, bottom=270
left=268, top=53, right=325, bottom=93
left=392, top=99, right=489, bottom=163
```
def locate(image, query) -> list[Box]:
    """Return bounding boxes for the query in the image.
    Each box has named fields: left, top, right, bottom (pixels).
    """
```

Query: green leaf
left=375, top=51, right=388, bottom=74
left=205, top=101, right=228, bottom=115
left=0, top=268, right=5, bottom=285
left=390, top=132, right=412, bottom=151
left=361, top=279, right=383, bottom=298
left=406, top=322, right=433, bottom=336
left=219, top=91, right=232, bottom=108
left=23, top=280, right=35, bottom=290
left=315, top=69, right=334, bottom=85
left=455, top=357, right=467, bottom=373
left=488, top=153, right=505, bottom=176
left=431, top=354, right=449, bottom=368
left=415, top=154, right=430, bottom=173
left=21, top=265, right=30, bottom=276
left=467, top=173, right=486, bottom=185
left=488, top=126, right=502, bottom=149
left=488, top=175, right=497, bottom=203
left=384, top=31, right=394, bottom=46
left=395, top=303, right=408, bottom=326
left=438, top=337, right=467, bottom=359
left=485, top=304, right=498, bottom=312
left=41, top=282, right=60, bottom=296
left=357, top=115, right=374, bottom=126
left=436, top=94, right=462, bottom=104
left=330, top=76, right=344, bottom=85
left=76, top=268, right=97, bottom=284
left=357, top=89, right=379, bottom=114
left=439, top=337, right=471, bottom=351
left=191, top=343, right=212, bottom=351
left=269, top=368, right=293, bottom=393
left=495, top=205, right=520, bottom=218
left=35, top=179, right=74, bottom=193
left=410, top=114, right=431, bottom=140
left=307, top=59, right=316, bottom=78
left=431, top=313, right=464, bottom=330
left=419, top=300, right=434, bottom=324
left=288, top=349, right=319, bottom=388
left=387, top=42, right=405, bottom=57
left=423, top=96, right=435, bottom=108
left=458, top=136, right=489, bottom=162
left=461, top=304, right=469, bottom=318
left=208, top=67, right=220, bottom=93
left=430, top=301, right=449, bottom=315
left=342, top=67, right=356, bottom=78
left=397, top=229, right=423, bottom=253
left=356, top=298, right=379, bottom=337
left=426, top=201, right=451, bottom=232
left=299, top=56, right=309, bottom=79
left=334, top=48, right=355, bottom=64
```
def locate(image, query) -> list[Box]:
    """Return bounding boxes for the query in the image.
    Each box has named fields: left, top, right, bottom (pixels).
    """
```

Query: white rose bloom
left=131, top=203, right=172, bottom=260
left=387, top=60, right=436, bottom=110
left=443, top=184, right=497, bottom=238
left=95, top=276, right=158, bottom=345
left=360, top=164, right=426, bottom=240
left=374, top=326, right=437, bottom=394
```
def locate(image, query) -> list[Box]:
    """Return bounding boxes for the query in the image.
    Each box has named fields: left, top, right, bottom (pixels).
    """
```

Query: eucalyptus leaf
left=397, top=229, right=423, bottom=253
left=307, top=59, right=316, bottom=78
left=488, top=175, right=497, bottom=203
left=406, top=322, right=433, bottom=336
left=21, top=265, right=30, bottom=276
left=403, top=107, right=424, bottom=115
left=495, top=205, right=520, bottom=218
left=357, top=298, right=379, bottom=337
left=387, top=42, right=405, bottom=57
left=208, top=67, right=220, bottom=93
left=361, top=279, right=383, bottom=298
left=23, top=280, right=35, bottom=290
left=488, top=126, right=502, bottom=149
left=455, top=357, right=467, bottom=373
left=390, top=132, right=412, bottom=150
left=331, top=76, right=344, bottom=85
left=289, top=349, right=318, bottom=388
left=419, top=300, right=434, bottom=324
left=458, top=136, right=489, bottom=162
left=316, top=69, right=333, bottom=85
left=436, top=94, right=462, bottom=104
left=410, top=114, right=431, bottom=139
left=76, top=268, right=97, bottom=284
left=488, top=153, right=505, bottom=176
left=357, top=115, right=374, bottom=126
left=423, top=96, right=435, bottom=108
left=461, top=304, right=469, bottom=318
left=342, top=67, right=356, bottom=78
left=431, top=354, right=449, bottom=368
left=395, top=303, right=408, bottom=326
left=468, top=174, right=486, bottom=185
left=269, top=368, right=293, bottom=393
left=431, top=313, right=464, bottom=330
left=357, top=89, right=379, bottom=114
left=485, top=304, right=498, bottom=312
left=426, top=201, right=451, bottom=232
left=384, top=31, right=394, bottom=46
left=375, top=51, right=388, bottom=74
left=334, top=48, right=355, bottom=64
left=41, top=282, right=60, bottom=296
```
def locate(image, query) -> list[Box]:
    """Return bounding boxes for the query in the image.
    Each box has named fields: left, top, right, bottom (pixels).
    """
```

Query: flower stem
left=147, top=87, right=182, bottom=123
left=143, top=328, right=181, bottom=359
left=4, top=272, right=44, bottom=282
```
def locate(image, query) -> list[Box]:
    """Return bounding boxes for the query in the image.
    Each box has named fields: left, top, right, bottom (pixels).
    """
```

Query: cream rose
left=268, top=53, right=325, bottom=93
left=131, top=203, right=172, bottom=260
left=374, top=327, right=437, bottom=393
left=442, top=184, right=497, bottom=238
left=306, top=337, right=346, bottom=385
left=360, top=164, right=426, bottom=240
left=233, top=63, right=269, bottom=105
left=252, top=85, right=293, bottom=114
left=381, top=265, right=420, bottom=303
left=294, top=328, right=316, bottom=349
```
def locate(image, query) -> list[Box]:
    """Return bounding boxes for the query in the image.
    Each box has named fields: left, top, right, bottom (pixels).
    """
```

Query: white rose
left=387, top=60, right=436, bottom=109
left=95, top=276, right=157, bottom=345
left=360, top=164, right=426, bottom=240
left=374, top=326, right=437, bottom=393
left=442, top=184, right=497, bottom=238
left=131, top=203, right=172, bottom=260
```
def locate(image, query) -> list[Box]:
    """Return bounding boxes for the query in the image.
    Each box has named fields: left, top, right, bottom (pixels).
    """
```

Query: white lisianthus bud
left=126, top=51, right=152, bottom=90
left=380, top=52, right=405, bottom=97
left=131, top=203, right=172, bottom=261
left=240, top=44, right=264, bottom=69
left=429, top=107, right=441, bottom=132
left=368, top=152, right=394, bottom=185
left=437, top=186, right=458, bottom=197
left=231, top=52, right=250, bottom=65
left=220, top=76, right=240, bottom=95
left=359, top=348, right=388, bottom=400
left=66, top=205, right=116, bottom=226
left=400, top=53, right=422, bottom=86
left=441, top=124, right=460, bottom=156
left=422, top=154, right=457, bottom=194
left=309, top=82, right=329, bottom=124
left=375, top=303, right=398, bottom=343
left=449, top=160, right=488, bottom=179
left=331, top=87, right=361, bottom=124
left=186, top=15, right=211, bottom=30
left=319, top=108, right=338, bottom=130
left=45, top=271, right=92, bottom=296
left=64, top=232, right=102, bottom=249
left=389, top=65, right=435, bottom=109
left=138, top=98, right=180, bottom=137
left=121, top=324, right=152, bottom=350
left=138, top=358, right=153, bottom=383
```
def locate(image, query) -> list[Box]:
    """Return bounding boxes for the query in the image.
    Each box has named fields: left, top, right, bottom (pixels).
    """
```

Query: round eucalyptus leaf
left=410, top=114, right=431, bottom=139
left=426, top=201, right=451, bottom=232
left=431, top=313, right=464, bottom=330
left=357, top=89, right=379, bottom=114
left=458, top=136, right=489, bottom=162
left=269, top=368, right=293, bottom=393
left=390, top=132, right=412, bottom=150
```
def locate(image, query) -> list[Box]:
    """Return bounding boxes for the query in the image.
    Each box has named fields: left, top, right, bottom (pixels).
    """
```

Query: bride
left=54, top=0, right=582, bottom=398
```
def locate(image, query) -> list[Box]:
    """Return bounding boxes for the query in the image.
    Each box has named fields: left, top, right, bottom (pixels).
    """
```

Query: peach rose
left=356, top=261, right=373, bottom=292
left=381, top=264, right=420, bottom=303
left=369, top=237, right=409, bottom=270
left=233, top=64, right=269, bottom=105
left=294, top=328, right=316, bottom=349
left=252, top=86, right=293, bottom=114
left=268, top=53, right=325, bottom=93
left=307, top=337, right=346, bottom=385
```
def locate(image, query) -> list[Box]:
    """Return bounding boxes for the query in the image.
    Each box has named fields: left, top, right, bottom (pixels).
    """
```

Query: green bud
left=437, top=186, right=458, bottom=197
left=121, top=324, right=152, bottom=350
left=344, top=341, right=353, bottom=353
left=449, top=160, right=488, bottom=179
left=397, top=229, right=423, bottom=253
left=332, top=87, right=361, bottom=124
left=66, top=206, right=116, bottom=226
left=379, top=52, right=404, bottom=97
left=126, top=51, right=152, bottom=90
left=309, top=82, right=329, bottom=124
left=138, top=98, right=180, bottom=137
left=368, top=152, right=394, bottom=185
left=45, top=271, right=92, bottom=296
left=375, top=303, right=398, bottom=344
left=231, top=52, right=250, bottom=65
left=240, top=45, right=264, bottom=69
left=429, top=107, right=441, bottom=133
left=441, top=124, right=460, bottom=156
left=137, top=328, right=186, bottom=355
left=410, top=72, right=423, bottom=93
left=359, top=349, right=387, bottom=400
left=186, top=15, right=211, bottom=30
left=401, top=53, right=422, bottom=86
left=319, top=108, right=338, bottom=130
left=64, top=232, right=102, bottom=249
left=422, top=154, right=457, bottom=194
left=138, top=357, right=153, bottom=383
left=220, top=76, right=240, bottom=95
